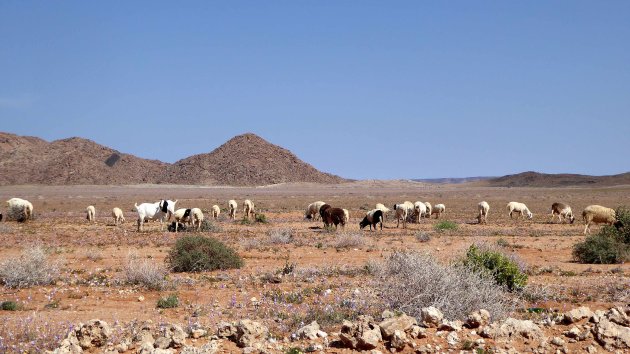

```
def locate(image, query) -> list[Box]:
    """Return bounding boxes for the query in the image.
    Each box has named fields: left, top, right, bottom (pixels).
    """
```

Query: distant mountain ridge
left=0, top=132, right=346, bottom=186
left=413, top=176, right=494, bottom=184
left=477, top=171, right=630, bottom=187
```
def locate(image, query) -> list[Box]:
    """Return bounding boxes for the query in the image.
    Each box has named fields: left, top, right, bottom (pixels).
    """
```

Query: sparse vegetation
left=415, top=231, right=431, bottom=243
left=1, top=300, right=20, bottom=311
left=267, top=228, right=294, bottom=244
left=156, top=294, right=179, bottom=309
left=333, top=232, right=365, bottom=249
left=0, top=246, right=60, bottom=288
left=463, top=244, right=528, bottom=291
left=573, top=206, right=630, bottom=264
left=123, top=253, right=168, bottom=290
left=166, top=235, right=243, bottom=272
left=374, top=251, right=515, bottom=321
left=199, top=219, right=222, bottom=232
left=434, top=220, right=458, bottom=232
left=255, top=213, right=269, bottom=224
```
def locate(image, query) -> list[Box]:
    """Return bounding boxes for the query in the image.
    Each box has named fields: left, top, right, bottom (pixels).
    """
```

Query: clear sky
left=1, top=1, right=629, bottom=180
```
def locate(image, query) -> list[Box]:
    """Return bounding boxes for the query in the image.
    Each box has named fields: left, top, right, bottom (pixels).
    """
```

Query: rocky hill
left=478, top=171, right=630, bottom=187
left=0, top=132, right=346, bottom=186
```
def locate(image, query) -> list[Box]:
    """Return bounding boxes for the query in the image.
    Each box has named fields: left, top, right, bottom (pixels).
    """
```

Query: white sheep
left=375, top=203, right=391, bottom=221
left=134, top=199, right=177, bottom=232
left=393, top=203, right=410, bottom=229
left=228, top=200, right=237, bottom=220
left=582, top=205, right=623, bottom=234
left=477, top=201, right=490, bottom=224
left=243, top=199, right=255, bottom=219
left=112, top=207, right=125, bottom=225
left=432, top=204, right=446, bottom=219
left=6, top=197, right=33, bottom=222
left=342, top=208, right=350, bottom=224
left=211, top=205, right=221, bottom=220
left=414, top=201, right=427, bottom=222
left=424, top=202, right=432, bottom=219
left=550, top=202, right=575, bottom=224
left=86, top=205, right=96, bottom=222
left=190, top=207, right=204, bottom=231
left=506, top=202, right=533, bottom=220
left=172, top=208, right=194, bottom=232
left=305, top=201, right=326, bottom=221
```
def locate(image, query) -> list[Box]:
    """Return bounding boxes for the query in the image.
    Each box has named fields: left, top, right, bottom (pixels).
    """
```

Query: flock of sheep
left=2, top=196, right=624, bottom=235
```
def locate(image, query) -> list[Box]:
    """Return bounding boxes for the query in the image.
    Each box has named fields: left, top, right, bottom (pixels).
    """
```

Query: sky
left=1, top=1, right=629, bottom=180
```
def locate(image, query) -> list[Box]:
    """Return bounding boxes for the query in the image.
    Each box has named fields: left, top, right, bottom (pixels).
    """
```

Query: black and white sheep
left=359, top=209, right=383, bottom=231
left=134, top=199, right=177, bottom=232
left=550, top=202, right=575, bottom=224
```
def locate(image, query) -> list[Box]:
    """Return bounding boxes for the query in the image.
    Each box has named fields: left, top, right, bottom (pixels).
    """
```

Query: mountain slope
left=479, top=171, right=630, bottom=187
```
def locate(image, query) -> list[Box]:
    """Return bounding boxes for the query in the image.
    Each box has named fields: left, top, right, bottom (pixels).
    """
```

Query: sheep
left=477, top=201, right=490, bottom=224
left=582, top=205, right=624, bottom=234
left=6, top=197, right=33, bottom=222
left=86, top=205, right=96, bottom=222
left=319, top=204, right=332, bottom=227
left=360, top=209, right=384, bottom=231
left=211, top=205, right=221, bottom=220
left=342, top=208, right=350, bottom=224
left=172, top=208, right=193, bottom=232
left=414, top=201, right=427, bottom=222
left=134, top=199, right=177, bottom=232
left=321, top=206, right=346, bottom=229
left=506, top=202, right=533, bottom=220
left=375, top=203, right=390, bottom=221
left=424, top=202, right=432, bottom=218
left=112, top=207, right=125, bottom=225
left=305, top=201, right=326, bottom=221
left=228, top=200, right=237, bottom=220
left=243, top=199, right=255, bottom=219
left=550, top=202, right=575, bottom=224
left=393, top=203, right=410, bottom=229
left=190, top=207, right=204, bottom=231
left=432, top=204, right=446, bottom=219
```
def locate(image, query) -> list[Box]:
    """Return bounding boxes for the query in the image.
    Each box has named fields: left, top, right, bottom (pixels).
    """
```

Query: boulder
left=378, top=314, right=417, bottom=339
left=74, top=320, right=112, bottom=349
left=234, top=320, right=268, bottom=348
left=466, top=309, right=491, bottom=328
left=562, top=307, right=593, bottom=324
left=217, top=322, right=237, bottom=338
left=486, top=318, right=543, bottom=340
left=593, top=317, right=630, bottom=350
left=340, top=316, right=383, bottom=350
left=420, top=307, right=443, bottom=328
left=295, top=321, right=322, bottom=340
left=389, top=330, right=407, bottom=350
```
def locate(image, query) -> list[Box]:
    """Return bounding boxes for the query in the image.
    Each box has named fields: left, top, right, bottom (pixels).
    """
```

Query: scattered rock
left=340, top=316, right=383, bottom=350
left=466, top=309, right=491, bottom=328
left=593, top=317, right=630, bottom=350
left=295, top=321, right=323, bottom=340
left=181, top=341, right=221, bottom=354
left=420, top=307, right=443, bottom=328
left=408, top=325, right=426, bottom=339
left=438, top=320, right=463, bottom=332
left=390, top=330, right=407, bottom=350
left=486, top=318, right=543, bottom=340
left=217, top=322, right=237, bottom=339
left=563, top=306, right=593, bottom=324
left=446, top=331, right=459, bottom=346
left=606, top=307, right=630, bottom=327
left=379, top=314, right=417, bottom=339
left=234, top=320, right=268, bottom=348
left=551, top=336, right=565, bottom=346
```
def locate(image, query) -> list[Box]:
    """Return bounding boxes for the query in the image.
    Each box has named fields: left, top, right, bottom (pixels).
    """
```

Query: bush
left=374, top=251, right=515, bottom=321
left=573, top=206, right=630, bottom=264
left=1, top=300, right=20, bottom=311
left=157, top=294, right=179, bottom=309
left=124, top=253, right=168, bottom=290
left=267, top=228, right=294, bottom=244
left=199, top=219, right=222, bottom=232
left=415, top=232, right=431, bottom=243
left=166, top=235, right=243, bottom=272
left=333, top=233, right=365, bottom=249
left=434, top=220, right=458, bottom=232
left=255, top=213, right=268, bottom=224
left=462, top=244, right=528, bottom=291
left=0, top=246, right=60, bottom=288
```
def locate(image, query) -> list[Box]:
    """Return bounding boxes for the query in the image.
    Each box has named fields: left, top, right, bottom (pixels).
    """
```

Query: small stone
left=420, top=307, right=443, bottom=328
left=390, top=330, right=407, bottom=350
left=138, top=296, right=145, bottom=302
left=551, top=337, right=565, bottom=346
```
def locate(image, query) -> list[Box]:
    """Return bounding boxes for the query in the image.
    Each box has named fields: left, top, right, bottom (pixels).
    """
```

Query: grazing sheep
left=375, top=203, right=391, bottom=221
left=477, top=201, right=490, bottom=224
left=190, top=207, right=204, bottom=231
left=432, top=204, right=446, bottom=219
left=86, top=205, right=96, bottom=222
left=582, top=205, right=624, bottom=234
left=550, top=202, right=575, bottom=224
left=393, top=203, right=410, bottom=229
left=112, top=207, right=125, bottom=225
left=305, top=201, right=326, bottom=221
left=173, top=208, right=193, bottom=232
left=342, top=208, right=350, bottom=224
left=360, top=209, right=384, bottom=231
left=321, top=206, right=346, bottom=229
left=506, top=202, right=533, bottom=220
left=211, top=205, right=221, bottom=220
left=134, top=199, right=177, bottom=232
left=0, top=213, right=2, bottom=222
left=319, top=204, right=332, bottom=227
left=228, top=200, right=237, bottom=220
left=414, top=201, right=427, bottom=222
left=6, top=197, right=33, bottom=222
left=243, top=199, right=255, bottom=219
left=424, top=202, right=432, bottom=218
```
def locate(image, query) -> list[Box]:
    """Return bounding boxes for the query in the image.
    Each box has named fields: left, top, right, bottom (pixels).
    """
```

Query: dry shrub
left=267, top=228, right=294, bottom=244
left=374, top=251, right=515, bottom=321
left=124, top=253, right=168, bottom=290
left=0, top=245, right=60, bottom=288
left=240, top=237, right=264, bottom=251
left=333, top=233, right=366, bottom=249
left=0, top=316, right=72, bottom=353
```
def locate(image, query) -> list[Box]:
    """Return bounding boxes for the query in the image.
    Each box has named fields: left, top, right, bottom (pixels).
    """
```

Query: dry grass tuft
left=123, top=252, right=168, bottom=290
left=0, top=245, right=60, bottom=288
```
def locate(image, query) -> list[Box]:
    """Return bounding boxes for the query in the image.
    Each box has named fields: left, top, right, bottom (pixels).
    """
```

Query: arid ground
left=0, top=181, right=629, bottom=352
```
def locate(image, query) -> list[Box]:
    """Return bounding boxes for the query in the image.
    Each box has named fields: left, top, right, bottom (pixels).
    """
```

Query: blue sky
left=1, top=1, right=629, bottom=179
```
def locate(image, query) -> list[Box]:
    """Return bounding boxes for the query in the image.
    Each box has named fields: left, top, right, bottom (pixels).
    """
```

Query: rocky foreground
left=47, top=305, right=630, bottom=353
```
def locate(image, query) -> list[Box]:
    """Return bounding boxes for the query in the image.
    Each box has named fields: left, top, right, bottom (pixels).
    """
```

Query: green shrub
left=199, top=219, right=222, bottom=232
left=166, top=235, right=243, bottom=272
left=1, top=300, right=19, bottom=311
left=255, top=213, right=268, bottom=224
left=239, top=217, right=253, bottom=225
left=157, top=294, right=179, bottom=309
left=463, top=244, right=528, bottom=291
left=434, top=220, right=458, bottom=232
left=572, top=231, right=629, bottom=264
left=614, top=206, right=630, bottom=244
